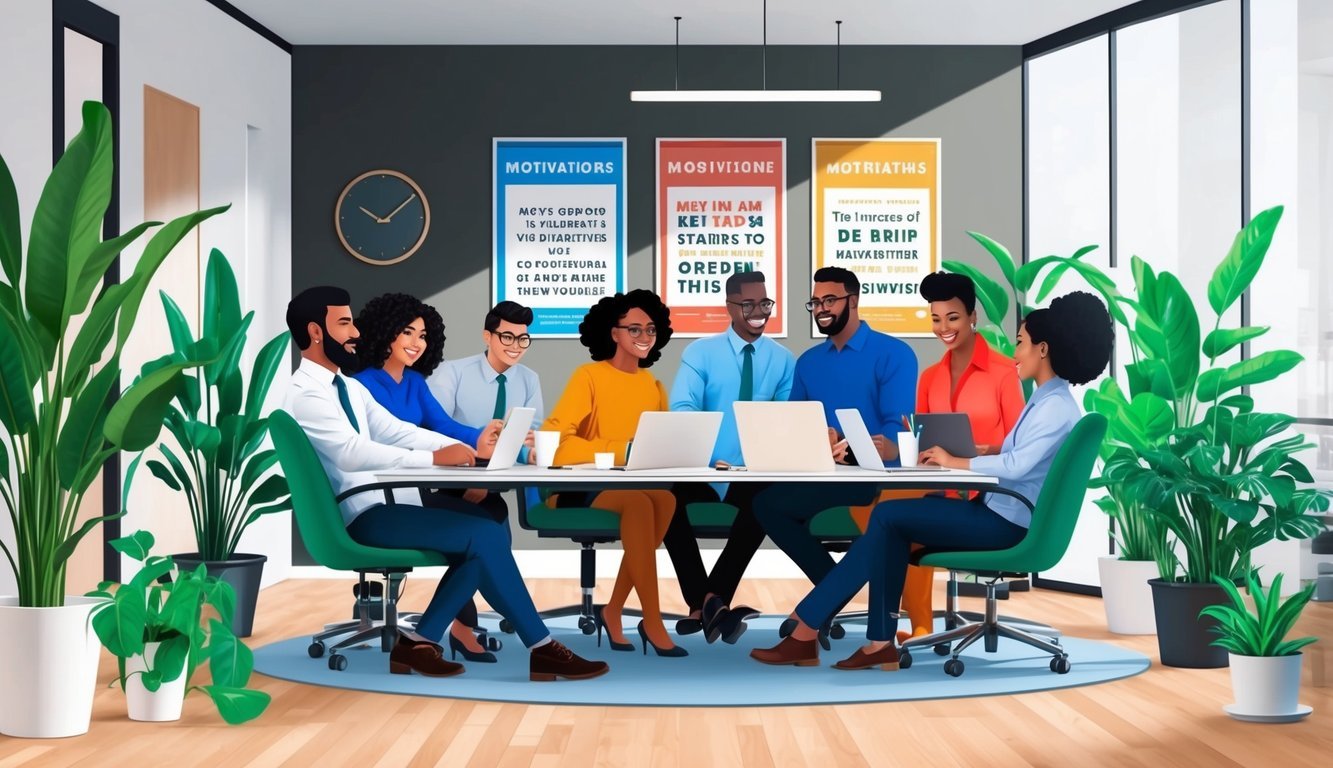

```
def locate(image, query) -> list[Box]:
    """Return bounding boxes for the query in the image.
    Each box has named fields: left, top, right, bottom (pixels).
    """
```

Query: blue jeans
left=346, top=504, right=547, bottom=647
left=753, top=482, right=879, bottom=586
left=795, top=496, right=1028, bottom=641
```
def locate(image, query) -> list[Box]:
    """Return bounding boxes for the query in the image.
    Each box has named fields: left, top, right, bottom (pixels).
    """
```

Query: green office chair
left=270, top=409, right=448, bottom=671
left=898, top=412, right=1108, bottom=677
left=513, top=488, right=624, bottom=635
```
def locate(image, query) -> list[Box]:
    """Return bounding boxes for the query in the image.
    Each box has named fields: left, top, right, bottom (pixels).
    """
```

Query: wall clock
left=334, top=169, right=430, bottom=266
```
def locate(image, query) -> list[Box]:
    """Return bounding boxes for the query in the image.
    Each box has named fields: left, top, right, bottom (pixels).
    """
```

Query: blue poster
left=493, top=139, right=627, bottom=337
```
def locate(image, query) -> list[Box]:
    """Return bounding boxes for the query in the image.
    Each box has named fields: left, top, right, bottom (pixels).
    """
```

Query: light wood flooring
left=1, top=578, right=1329, bottom=767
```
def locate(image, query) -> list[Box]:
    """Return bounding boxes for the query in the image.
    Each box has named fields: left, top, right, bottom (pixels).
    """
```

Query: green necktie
left=739, top=343, right=755, bottom=402
left=332, top=376, right=359, bottom=433
left=492, top=373, right=507, bottom=419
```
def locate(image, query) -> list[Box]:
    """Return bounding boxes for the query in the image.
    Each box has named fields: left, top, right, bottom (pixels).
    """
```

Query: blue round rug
left=252, top=615, right=1150, bottom=707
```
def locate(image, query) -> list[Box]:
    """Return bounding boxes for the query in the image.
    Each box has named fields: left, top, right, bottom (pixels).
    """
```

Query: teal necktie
left=332, top=376, right=359, bottom=433
left=492, top=373, right=507, bottom=419
left=739, top=344, right=755, bottom=401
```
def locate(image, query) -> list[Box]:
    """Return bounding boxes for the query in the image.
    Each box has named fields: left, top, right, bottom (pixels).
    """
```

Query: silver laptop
left=835, top=408, right=945, bottom=472
left=615, top=411, right=723, bottom=470
left=916, top=413, right=978, bottom=458
left=734, top=401, right=835, bottom=473
left=439, top=406, right=534, bottom=470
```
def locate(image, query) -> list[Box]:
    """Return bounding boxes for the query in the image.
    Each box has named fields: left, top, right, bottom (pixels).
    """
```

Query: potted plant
left=86, top=522, right=271, bottom=724
left=1200, top=571, right=1316, bottom=722
left=142, top=248, right=291, bottom=637
left=0, top=101, right=226, bottom=738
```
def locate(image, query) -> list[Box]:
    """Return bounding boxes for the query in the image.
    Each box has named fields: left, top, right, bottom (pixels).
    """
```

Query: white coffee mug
left=594, top=452, right=615, bottom=470
left=897, top=432, right=920, bottom=468
left=533, top=431, right=561, bottom=468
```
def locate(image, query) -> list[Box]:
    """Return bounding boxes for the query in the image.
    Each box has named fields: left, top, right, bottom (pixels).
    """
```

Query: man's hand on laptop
left=524, top=430, right=536, bottom=448
left=474, top=420, right=503, bottom=459
left=434, top=443, right=477, bottom=467
left=828, top=428, right=850, bottom=463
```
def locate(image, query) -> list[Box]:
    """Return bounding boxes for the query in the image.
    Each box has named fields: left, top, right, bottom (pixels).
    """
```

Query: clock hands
left=358, top=205, right=386, bottom=223
left=382, top=193, right=417, bottom=223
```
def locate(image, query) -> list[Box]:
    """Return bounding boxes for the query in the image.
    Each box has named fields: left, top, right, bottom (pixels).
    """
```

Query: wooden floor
left=2, top=578, right=1329, bottom=767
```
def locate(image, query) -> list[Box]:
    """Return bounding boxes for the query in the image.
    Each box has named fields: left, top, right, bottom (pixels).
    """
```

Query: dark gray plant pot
left=1148, top=578, right=1229, bottom=669
left=171, top=553, right=267, bottom=638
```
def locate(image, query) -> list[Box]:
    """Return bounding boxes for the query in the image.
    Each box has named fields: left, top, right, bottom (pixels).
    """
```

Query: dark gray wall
left=292, top=44, right=1023, bottom=556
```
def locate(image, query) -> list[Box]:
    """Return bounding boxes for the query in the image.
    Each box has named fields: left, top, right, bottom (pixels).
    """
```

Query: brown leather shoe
left=529, top=639, right=610, bottom=681
left=833, top=644, right=901, bottom=671
left=390, top=636, right=465, bottom=677
left=749, top=635, right=819, bottom=666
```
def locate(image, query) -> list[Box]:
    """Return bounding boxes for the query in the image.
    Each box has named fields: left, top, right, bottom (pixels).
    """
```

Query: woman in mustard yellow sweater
left=543, top=290, right=684, bottom=657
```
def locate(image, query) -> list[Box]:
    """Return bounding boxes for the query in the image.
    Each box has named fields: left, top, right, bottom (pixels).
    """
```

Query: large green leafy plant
left=1199, top=571, right=1317, bottom=657
left=0, top=101, right=226, bottom=607
left=144, top=248, right=290, bottom=561
left=87, top=524, right=270, bottom=724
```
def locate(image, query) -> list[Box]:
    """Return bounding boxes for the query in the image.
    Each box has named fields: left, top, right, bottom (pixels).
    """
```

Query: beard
left=816, top=303, right=851, bottom=337
left=322, top=325, right=360, bottom=372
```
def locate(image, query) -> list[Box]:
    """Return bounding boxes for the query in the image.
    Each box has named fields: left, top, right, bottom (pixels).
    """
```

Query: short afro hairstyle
left=577, top=289, right=673, bottom=368
left=1023, top=291, right=1112, bottom=386
left=920, top=271, right=977, bottom=315
left=353, top=292, right=447, bottom=377
left=812, top=266, right=860, bottom=295
left=484, top=300, right=534, bottom=332
left=725, top=270, right=766, bottom=296
left=286, top=286, right=351, bottom=350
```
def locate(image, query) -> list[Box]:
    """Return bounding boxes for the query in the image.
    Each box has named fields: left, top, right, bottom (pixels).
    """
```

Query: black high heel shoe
left=448, top=633, right=497, bottom=663
left=637, top=620, right=689, bottom=657
left=595, top=605, right=635, bottom=652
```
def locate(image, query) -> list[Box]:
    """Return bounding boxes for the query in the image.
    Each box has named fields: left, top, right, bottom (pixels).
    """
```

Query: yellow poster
left=811, top=138, right=940, bottom=336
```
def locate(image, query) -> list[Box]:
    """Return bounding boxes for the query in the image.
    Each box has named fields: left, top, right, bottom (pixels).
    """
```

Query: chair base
left=312, top=570, right=418, bottom=670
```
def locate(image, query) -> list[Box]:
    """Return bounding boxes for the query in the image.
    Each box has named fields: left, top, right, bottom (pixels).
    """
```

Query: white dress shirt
left=287, top=357, right=458, bottom=525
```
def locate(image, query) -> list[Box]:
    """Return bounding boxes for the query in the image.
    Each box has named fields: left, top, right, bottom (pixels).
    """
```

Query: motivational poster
left=656, top=139, right=786, bottom=337
left=493, top=138, right=626, bottom=337
left=811, top=138, right=941, bottom=336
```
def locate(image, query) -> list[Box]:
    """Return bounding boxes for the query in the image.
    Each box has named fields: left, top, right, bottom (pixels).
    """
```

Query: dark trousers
left=346, top=503, right=546, bottom=647
left=419, top=489, right=510, bottom=631
left=794, top=495, right=1027, bottom=641
left=661, top=481, right=770, bottom=612
left=752, top=482, right=879, bottom=586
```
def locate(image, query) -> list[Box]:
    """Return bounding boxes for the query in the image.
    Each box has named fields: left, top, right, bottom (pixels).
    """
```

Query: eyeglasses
left=804, top=295, right=852, bottom=312
left=614, top=325, right=658, bottom=338
left=727, top=299, right=776, bottom=315
left=492, top=331, right=532, bottom=348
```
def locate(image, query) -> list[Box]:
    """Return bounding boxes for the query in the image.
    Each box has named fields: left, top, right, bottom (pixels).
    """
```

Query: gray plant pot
left=171, top=553, right=267, bottom=638
left=1148, top=578, right=1229, bottom=669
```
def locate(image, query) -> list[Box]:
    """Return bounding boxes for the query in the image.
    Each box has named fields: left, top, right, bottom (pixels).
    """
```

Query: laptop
left=439, top=406, right=534, bottom=470
left=734, top=401, right=835, bottom=473
left=916, top=413, right=979, bottom=458
left=835, top=408, right=945, bottom=472
left=618, top=411, right=723, bottom=470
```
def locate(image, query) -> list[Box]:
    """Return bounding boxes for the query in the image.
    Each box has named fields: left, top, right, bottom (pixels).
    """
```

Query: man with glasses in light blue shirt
left=663, top=271, right=796, bottom=646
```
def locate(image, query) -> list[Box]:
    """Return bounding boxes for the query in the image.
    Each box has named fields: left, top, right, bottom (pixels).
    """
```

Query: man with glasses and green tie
left=752, top=266, right=918, bottom=647
left=663, top=271, right=796, bottom=646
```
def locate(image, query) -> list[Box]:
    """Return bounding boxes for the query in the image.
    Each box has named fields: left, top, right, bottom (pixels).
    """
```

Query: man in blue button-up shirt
left=753, top=266, right=918, bottom=619
left=663, top=271, right=796, bottom=644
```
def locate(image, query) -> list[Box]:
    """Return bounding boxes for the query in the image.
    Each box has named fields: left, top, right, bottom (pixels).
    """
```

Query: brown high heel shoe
left=389, top=635, right=465, bottom=677
left=833, top=644, right=901, bottom=671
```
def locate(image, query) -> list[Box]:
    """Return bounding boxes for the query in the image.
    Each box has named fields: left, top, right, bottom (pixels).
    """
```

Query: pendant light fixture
left=630, top=3, right=881, bottom=103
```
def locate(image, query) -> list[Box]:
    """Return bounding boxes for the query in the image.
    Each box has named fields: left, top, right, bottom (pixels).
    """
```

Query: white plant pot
left=1097, top=556, right=1159, bottom=635
left=1228, top=652, right=1304, bottom=716
left=124, top=642, right=187, bottom=722
left=0, top=596, right=102, bottom=738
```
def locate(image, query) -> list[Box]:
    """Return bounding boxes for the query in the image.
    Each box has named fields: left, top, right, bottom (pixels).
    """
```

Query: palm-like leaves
left=1199, top=572, right=1318, bottom=657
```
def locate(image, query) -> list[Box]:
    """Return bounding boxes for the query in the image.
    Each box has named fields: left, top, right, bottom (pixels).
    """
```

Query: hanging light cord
left=674, top=16, right=681, bottom=90
left=836, top=20, right=842, bottom=90
left=762, top=0, right=767, bottom=90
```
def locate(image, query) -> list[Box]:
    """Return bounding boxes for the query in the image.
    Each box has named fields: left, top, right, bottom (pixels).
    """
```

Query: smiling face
left=930, top=297, right=976, bottom=353
left=811, top=280, right=856, bottom=336
left=611, top=306, right=656, bottom=361
left=727, top=281, right=772, bottom=342
left=315, top=305, right=360, bottom=370
left=1013, top=322, right=1048, bottom=381
left=388, top=316, right=427, bottom=370
left=484, top=319, right=531, bottom=372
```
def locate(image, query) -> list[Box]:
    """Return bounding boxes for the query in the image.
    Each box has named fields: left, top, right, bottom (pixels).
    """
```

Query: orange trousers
left=849, top=489, right=934, bottom=641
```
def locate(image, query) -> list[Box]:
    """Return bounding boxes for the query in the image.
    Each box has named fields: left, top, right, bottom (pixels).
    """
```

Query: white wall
left=0, top=0, right=292, bottom=594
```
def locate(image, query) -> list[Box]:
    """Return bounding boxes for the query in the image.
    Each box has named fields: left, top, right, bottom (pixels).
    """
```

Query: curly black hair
left=1023, top=291, right=1113, bottom=386
left=577, top=289, right=673, bottom=368
left=352, top=292, right=447, bottom=376
left=920, top=271, right=977, bottom=315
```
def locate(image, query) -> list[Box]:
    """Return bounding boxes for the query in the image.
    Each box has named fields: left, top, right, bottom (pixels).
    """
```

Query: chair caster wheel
left=500, top=619, right=515, bottom=634
left=943, top=658, right=964, bottom=677
left=328, top=654, right=348, bottom=671
left=778, top=618, right=796, bottom=638
left=308, top=641, right=326, bottom=659
left=578, top=616, right=596, bottom=635
left=829, top=623, right=846, bottom=640
left=484, top=635, right=502, bottom=651
left=898, top=650, right=913, bottom=670
left=933, top=643, right=951, bottom=656
left=1050, top=655, right=1071, bottom=674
